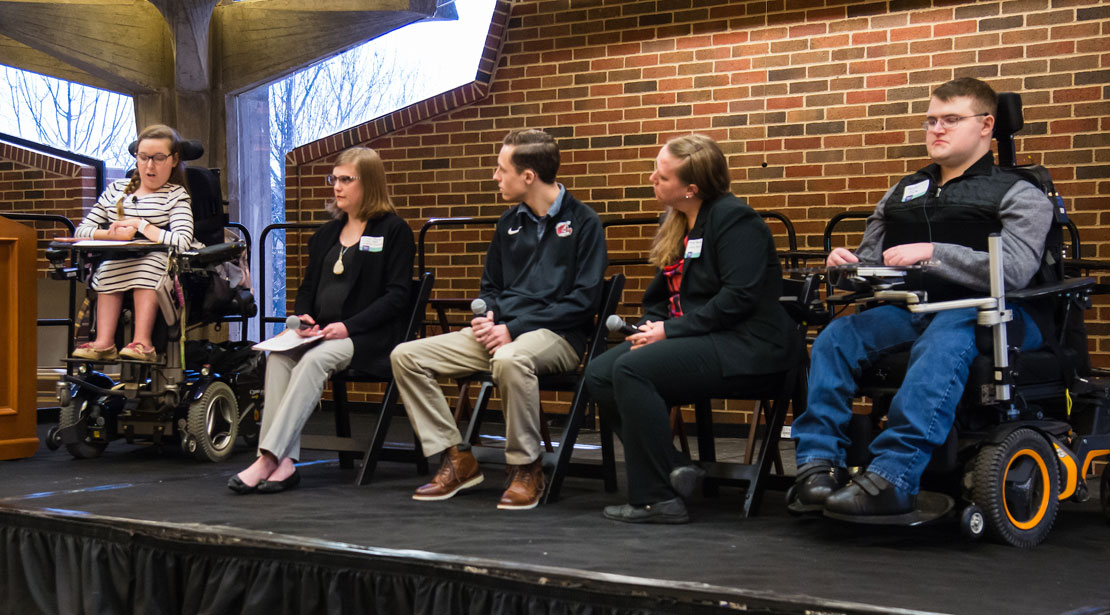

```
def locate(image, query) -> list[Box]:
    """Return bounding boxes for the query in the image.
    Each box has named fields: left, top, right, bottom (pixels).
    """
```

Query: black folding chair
left=299, top=272, right=435, bottom=484
left=460, top=274, right=626, bottom=503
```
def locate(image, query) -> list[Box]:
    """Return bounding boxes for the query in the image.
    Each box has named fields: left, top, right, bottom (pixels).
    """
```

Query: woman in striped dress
left=72, top=124, right=195, bottom=362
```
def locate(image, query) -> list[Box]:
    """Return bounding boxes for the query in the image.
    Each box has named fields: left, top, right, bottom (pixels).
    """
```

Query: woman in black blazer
left=229, top=147, right=414, bottom=494
left=585, top=134, right=799, bottom=523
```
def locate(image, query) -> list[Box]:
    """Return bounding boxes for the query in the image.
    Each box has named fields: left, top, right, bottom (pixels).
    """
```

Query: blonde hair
left=117, top=124, right=187, bottom=218
left=648, top=134, right=731, bottom=268
left=327, top=147, right=396, bottom=221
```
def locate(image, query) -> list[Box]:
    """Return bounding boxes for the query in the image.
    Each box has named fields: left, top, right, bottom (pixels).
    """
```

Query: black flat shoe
left=824, top=471, right=915, bottom=517
left=603, top=497, right=689, bottom=524
left=227, top=474, right=258, bottom=495
left=787, top=460, right=848, bottom=513
left=669, top=464, right=707, bottom=499
left=257, top=469, right=301, bottom=494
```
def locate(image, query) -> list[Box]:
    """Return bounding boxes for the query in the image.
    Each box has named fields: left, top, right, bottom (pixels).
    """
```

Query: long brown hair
left=648, top=134, right=731, bottom=268
left=117, top=124, right=187, bottom=217
left=327, top=147, right=396, bottom=221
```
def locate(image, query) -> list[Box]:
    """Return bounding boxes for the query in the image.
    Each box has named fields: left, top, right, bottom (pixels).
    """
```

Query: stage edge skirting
left=0, top=506, right=939, bottom=615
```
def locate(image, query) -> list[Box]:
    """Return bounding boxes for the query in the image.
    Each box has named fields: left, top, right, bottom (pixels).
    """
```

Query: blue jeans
left=793, top=304, right=1042, bottom=494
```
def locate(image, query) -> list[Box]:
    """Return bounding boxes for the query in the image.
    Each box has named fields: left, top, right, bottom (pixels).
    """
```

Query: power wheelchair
left=791, top=92, right=1110, bottom=547
left=44, top=140, right=263, bottom=462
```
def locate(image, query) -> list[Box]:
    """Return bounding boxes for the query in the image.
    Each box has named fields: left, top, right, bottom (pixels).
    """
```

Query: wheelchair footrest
left=823, top=491, right=953, bottom=526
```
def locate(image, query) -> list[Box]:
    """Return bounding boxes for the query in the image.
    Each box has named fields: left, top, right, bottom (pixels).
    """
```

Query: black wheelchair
left=794, top=92, right=1110, bottom=547
left=44, top=140, right=263, bottom=462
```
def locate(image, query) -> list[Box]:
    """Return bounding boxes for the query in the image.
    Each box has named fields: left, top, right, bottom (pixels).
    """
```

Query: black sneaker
left=603, top=498, right=690, bottom=524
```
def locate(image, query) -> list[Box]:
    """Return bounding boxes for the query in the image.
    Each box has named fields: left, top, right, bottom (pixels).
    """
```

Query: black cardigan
left=641, top=194, right=800, bottom=377
left=294, top=212, right=415, bottom=375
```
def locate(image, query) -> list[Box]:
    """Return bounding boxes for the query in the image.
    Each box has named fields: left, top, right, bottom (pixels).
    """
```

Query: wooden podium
left=0, top=216, right=39, bottom=459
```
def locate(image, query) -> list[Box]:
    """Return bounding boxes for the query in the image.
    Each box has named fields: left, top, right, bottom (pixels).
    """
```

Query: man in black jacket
left=391, top=129, right=607, bottom=510
left=790, top=78, right=1052, bottom=519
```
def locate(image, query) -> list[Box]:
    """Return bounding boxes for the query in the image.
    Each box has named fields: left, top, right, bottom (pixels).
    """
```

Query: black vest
left=882, top=155, right=1026, bottom=300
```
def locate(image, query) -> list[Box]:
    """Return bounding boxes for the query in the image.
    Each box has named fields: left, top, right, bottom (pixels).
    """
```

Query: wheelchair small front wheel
left=971, top=428, right=1059, bottom=548
left=59, top=399, right=108, bottom=459
left=960, top=504, right=985, bottom=540
left=187, top=381, right=239, bottom=462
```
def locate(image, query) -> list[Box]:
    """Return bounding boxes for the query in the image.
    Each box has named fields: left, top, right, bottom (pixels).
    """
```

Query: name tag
left=685, top=238, right=703, bottom=259
left=360, top=236, right=384, bottom=252
left=901, top=179, right=930, bottom=202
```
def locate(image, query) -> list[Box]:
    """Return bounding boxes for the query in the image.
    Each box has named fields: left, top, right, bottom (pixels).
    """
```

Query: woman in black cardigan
left=229, top=147, right=414, bottom=494
left=585, top=134, right=800, bottom=523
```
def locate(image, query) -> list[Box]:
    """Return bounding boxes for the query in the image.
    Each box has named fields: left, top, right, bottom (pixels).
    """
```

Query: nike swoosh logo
left=507, top=227, right=521, bottom=235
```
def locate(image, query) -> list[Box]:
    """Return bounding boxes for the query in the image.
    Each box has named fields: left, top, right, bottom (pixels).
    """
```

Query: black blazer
left=641, top=194, right=800, bottom=377
left=294, top=212, right=415, bottom=375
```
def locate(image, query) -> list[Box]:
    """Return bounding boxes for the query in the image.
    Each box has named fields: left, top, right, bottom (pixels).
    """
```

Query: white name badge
left=361, top=236, right=384, bottom=252
left=685, top=238, right=703, bottom=259
left=901, top=179, right=930, bottom=202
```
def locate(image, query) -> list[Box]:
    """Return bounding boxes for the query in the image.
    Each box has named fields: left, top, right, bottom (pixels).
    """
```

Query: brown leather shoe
left=412, top=446, right=483, bottom=501
left=497, top=459, right=545, bottom=510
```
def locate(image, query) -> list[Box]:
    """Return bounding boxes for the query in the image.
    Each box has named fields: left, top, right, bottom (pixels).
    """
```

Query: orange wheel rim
left=1003, top=449, right=1050, bottom=530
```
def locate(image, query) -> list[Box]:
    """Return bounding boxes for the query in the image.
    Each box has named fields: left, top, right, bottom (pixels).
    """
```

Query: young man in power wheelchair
left=46, top=137, right=262, bottom=463
left=787, top=77, right=1110, bottom=547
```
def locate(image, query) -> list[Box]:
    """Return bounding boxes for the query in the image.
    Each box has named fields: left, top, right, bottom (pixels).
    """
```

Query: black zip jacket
left=478, top=192, right=608, bottom=355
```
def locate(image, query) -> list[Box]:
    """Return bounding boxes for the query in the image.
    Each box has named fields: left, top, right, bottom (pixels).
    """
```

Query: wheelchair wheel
left=971, top=428, right=1059, bottom=548
left=187, top=381, right=239, bottom=462
left=59, top=398, right=108, bottom=459
left=1100, top=465, right=1110, bottom=524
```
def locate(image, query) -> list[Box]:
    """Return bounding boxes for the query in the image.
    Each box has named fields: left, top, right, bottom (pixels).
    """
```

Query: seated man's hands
left=827, top=247, right=859, bottom=267
left=321, top=322, right=349, bottom=340
left=472, top=311, right=511, bottom=353
left=882, top=242, right=933, bottom=266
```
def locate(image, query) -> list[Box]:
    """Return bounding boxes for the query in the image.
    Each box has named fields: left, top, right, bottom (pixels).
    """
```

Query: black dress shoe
left=603, top=498, right=689, bottom=524
left=669, top=464, right=707, bottom=499
left=824, top=471, right=915, bottom=517
left=788, top=460, right=848, bottom=513
left=227, top=474, right=258, bottom=495
left=257, top=469, right=301, bottom=494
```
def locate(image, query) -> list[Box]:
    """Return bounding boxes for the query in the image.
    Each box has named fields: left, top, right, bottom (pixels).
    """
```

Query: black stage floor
left=3, top=417, right=1109, bottom=615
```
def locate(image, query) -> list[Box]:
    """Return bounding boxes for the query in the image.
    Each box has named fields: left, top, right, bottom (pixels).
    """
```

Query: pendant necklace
left=333, top=245, right=351, bottom=275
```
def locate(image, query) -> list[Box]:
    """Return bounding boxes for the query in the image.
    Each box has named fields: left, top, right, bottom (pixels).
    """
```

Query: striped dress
left=74, top=179, right=194, bottom=293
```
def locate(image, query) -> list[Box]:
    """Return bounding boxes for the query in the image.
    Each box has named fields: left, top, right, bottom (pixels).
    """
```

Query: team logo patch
left=555, top=221, right=572, bottom=237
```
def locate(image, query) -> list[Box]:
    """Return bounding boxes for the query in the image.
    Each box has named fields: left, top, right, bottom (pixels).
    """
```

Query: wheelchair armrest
left=1006, top=276, right=1096, bottom=301
left=179, top=242, right=246, bottom=267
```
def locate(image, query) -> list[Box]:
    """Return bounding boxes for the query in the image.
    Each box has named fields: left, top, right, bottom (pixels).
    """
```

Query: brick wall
left=0, top=141, right=97, bottom=274
left=285, top=0, right=1110, bottom=418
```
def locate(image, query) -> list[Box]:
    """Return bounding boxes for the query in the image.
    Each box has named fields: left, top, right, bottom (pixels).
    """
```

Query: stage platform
left=2, top=417, right=1108, bottom=615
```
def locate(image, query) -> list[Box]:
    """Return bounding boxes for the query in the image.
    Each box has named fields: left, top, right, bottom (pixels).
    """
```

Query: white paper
left=252, top=328, right=324, bottom=352
left=72, top=239, right=159, bottom=247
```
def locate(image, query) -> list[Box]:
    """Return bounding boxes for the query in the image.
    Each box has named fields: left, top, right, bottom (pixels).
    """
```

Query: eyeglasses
left=135, top=153, right=171, bottom=163
left=922, top=113, right=989, bottom=132
left=327, top=175, right=358, bottom=186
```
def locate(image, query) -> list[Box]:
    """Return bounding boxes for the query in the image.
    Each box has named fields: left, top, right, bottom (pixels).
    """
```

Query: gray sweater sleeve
left=851, top=186, right=895, bottom=265
left=930, top=181, right=1052, bottom=292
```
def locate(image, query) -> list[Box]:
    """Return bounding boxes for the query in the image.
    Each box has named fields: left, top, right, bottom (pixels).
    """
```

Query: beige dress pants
left=390, top=327, right=579, bottom=465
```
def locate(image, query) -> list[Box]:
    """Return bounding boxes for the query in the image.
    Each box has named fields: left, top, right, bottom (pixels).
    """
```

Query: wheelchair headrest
left=993, top=92, right=1023, bottom=139
left=128, top=138, right=204, bottom=162
left=993, top=92, right=1023, bottom=168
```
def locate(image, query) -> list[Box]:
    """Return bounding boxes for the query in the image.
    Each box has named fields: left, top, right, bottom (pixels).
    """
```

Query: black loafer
left=257, top=469, right=301, bottom=494
left=669, top=464, right=707, bottom=499
left=788, top=460, right=848, bottom=513
left=227, top=474, right=258, bottom=495
left=824, top=471, right=915, bottom=517
left=603, top=497, right=690, bottom=524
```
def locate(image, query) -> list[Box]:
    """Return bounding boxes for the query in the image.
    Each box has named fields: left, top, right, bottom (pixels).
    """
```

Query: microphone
left=471, top=298, right=488, bottom=317
left=132, top=195, right=138, bottom=205
left=285, top=315, right=311, bottom=331
left=606, top=314, right=639, bottom=336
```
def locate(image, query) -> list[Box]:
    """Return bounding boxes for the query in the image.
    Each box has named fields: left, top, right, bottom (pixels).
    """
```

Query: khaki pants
left=258, top=338, right=354, bottom=461
left=390, top=328, right=578, bottom=465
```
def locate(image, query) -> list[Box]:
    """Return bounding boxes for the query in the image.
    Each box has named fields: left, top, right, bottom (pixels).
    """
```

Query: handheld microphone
left=470, top=298, right=488, bottom=317
left=285, top=315, right=311, bottom=331
left=606, top=314, right=639, bottom=336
